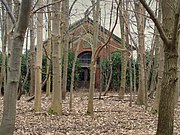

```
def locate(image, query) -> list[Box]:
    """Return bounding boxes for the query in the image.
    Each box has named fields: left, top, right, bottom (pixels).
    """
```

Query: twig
left=139, top=0, right=170, bottom=45
left=93, top=1, right=121, bottom=64
left=69, top=0, right=78, bottom=15
left=33, top=0, right=64, bottom=14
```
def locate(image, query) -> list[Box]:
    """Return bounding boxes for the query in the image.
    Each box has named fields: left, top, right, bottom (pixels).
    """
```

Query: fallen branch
left=26, top=96, right=35, bottom=102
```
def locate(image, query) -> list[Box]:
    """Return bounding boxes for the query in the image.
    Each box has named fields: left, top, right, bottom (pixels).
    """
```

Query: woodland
left=0, top=0, right=179, bottom=135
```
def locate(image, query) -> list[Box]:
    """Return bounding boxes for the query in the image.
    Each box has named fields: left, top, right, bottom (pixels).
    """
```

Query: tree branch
left=93, top=1, right=122, bottom=63
left=69, top=0, right=78, bottom=15
left=139, top=0, right=171, bottom=45
left=0, top=0, right=16, bottom=24
left=33, top=0, right=64, bottom=14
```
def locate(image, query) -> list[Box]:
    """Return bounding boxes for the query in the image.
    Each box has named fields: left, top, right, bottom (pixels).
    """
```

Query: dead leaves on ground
left=0, top=92, right=179, bottom=135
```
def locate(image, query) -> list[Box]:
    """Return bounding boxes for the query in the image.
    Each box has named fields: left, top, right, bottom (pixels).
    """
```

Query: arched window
left=78, top=51, right=92, bottom=66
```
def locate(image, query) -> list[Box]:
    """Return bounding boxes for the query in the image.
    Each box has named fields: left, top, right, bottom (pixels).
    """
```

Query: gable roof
left=69, top=17, right=121, bottom=44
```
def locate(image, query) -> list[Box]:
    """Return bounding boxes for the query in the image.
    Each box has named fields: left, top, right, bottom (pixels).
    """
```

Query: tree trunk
left=22, top=30, right=29, bottom=95
left=87, top=0, right=100, bottom=116
left=46, top=3, right=52, bottom=97
left=156, top=0, right=179, bottom=134
left=151, top=5, right=163, bottom=111
left=0, top=1, right=31, bottom=134
left=119, top=1, right=127, bottom=99
left=7, top=0, right=12, bottom=68
left=134, top=1, right=146, bottom=105
left=34, top=0, right=43, bottom=112
left=103, top=60, right=113, bottom=96
left=99, top=58, right=103, bottom=99
left=69, top=38, right=80, bottom=111
left=50, top=0, right=62, bottom=115
left=61, top=0, right=69, bottom=100
left=133, top=57, right=137, bottom=99
left=156, top=47, right=178, bottom=135
left=152, top=40, right=164, bottom=113
left=0, top=6, right=7, bottom=96
left=176, top=31, right=180, bottom=104
left=30, top=15, right=36, bottom=96
left=175, top=27, right=180, bottom=106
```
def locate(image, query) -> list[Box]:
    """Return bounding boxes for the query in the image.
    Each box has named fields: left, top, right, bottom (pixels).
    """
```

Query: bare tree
left=46, top=0, right=52, bottom=97
left=0, top=5, right=7, bottom=96
left=61, top=0, right=69, bottom=100
left=50, top=0, right=62, bottom=115
left=34, top=0, right=43, bottom=112
left=139, top=0, right=180, bottom=134
left=87, top=0, right=100, bottom=116
left=0, top=1, right=31, bottom=134
left=119, top=0, right=128, bottom=99
left=29, top=12, right=36, bottom=96
left=134, top=0, right=146, bottom=106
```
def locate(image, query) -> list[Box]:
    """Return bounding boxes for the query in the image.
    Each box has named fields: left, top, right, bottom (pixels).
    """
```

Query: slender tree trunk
left=22, top=30, right=29, bottom=94
left=5, top=0, right=13, bottom=94
left=151, top=2, right=162, bottom=111
left=119, top=0, right=128, bottom=99
left=61, top=0, right=69, bottom=100
left=87, top=0, right=100, bottom=116
left=7, top=0, right=12, bottom=76
left=134, top=1, right=146, bottom=105
left=103, top=60, right=112, bottom=96
left=34, top=0, right=43, bottom=112
left=46, top=3, right=52, bottom=97
left=69, top=38, right=80, bottom=111
left=99, top=58, right=103, bottom=99
left=50, top=0, right=62, bottom=115
left=0, top=1, right=31, bottom=134
left=133, top=56, right=137, bottom=98
left=129, top=59, right=133, bottom=106
left=148, top=2, right=160, bottom=99
left=30, top=14, right=36, bottom=96
left=0, top=7, right=7, bottom=96
left=152, top=40, right=164, bottom=113
left=103, top=0, right=113, bottom=97
left=124, top=0, right=132, bottom=106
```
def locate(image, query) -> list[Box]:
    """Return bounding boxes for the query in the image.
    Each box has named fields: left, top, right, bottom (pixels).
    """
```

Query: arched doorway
left=77, top=51, right=92, bottom=88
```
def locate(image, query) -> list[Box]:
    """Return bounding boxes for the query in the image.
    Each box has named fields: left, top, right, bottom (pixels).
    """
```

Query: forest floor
left=0, top=91, right=180, bottom=135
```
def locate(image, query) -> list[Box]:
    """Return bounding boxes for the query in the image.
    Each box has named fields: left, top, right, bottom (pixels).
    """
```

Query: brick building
left=69, top=18, right=131, bottom=88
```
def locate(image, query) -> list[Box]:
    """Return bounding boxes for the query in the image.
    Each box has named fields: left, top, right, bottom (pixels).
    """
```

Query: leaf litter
left=0, top=91, right=179, bottom=135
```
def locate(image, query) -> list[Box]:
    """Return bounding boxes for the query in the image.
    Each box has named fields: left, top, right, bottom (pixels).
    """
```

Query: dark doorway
left=78, top=67, right=90, bottom=88
left=77, top=51, right=92, bottom=88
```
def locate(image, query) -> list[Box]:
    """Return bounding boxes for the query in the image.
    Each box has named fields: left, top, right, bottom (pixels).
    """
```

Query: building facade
left=69, top=18, right=127, bottom=88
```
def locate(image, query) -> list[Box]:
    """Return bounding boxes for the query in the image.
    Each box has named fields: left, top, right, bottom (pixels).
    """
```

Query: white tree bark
left=34, top=0, right=43, bottom=112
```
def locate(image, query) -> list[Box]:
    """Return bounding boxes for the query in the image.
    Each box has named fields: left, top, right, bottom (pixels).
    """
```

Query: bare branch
left=69, top=0, right=78, bottom=15
left=33, top=0, right=64, bottom=14
left=139, top=0, right=171, bottom=45
left=43, top=39, right=52, bottom=61
left=0, top=0, right=16, bottom=24
left=93, top=1, right=122, bottom=63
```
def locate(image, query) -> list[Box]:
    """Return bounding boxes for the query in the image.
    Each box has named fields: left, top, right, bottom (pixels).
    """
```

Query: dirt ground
left=0, top=91, right=179, bottom=135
